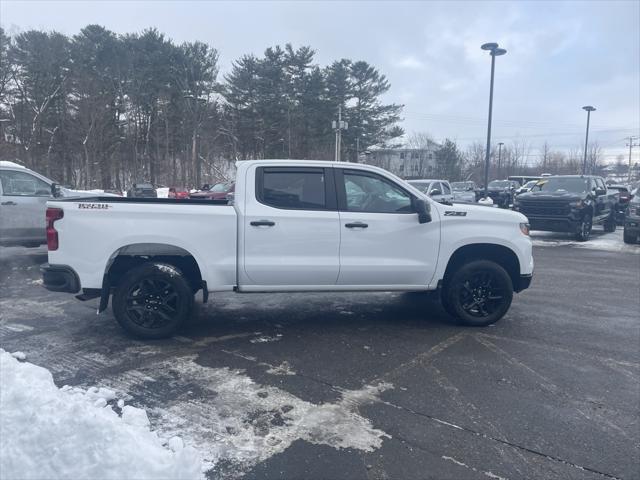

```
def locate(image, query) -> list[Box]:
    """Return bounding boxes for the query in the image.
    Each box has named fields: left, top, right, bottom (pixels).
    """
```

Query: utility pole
left=332, top=105, right=348, bottom=162
left=497, top=142, right=504, bottom=179
left=627, top=136, right=639, bottom=183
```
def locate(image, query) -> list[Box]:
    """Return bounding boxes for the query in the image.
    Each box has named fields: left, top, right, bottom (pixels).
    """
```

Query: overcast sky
left=2, top=0, right=639, bottom=163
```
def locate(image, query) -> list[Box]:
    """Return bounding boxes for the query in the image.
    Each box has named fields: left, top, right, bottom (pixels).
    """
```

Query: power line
left=402, top=111, right=639, bottom=131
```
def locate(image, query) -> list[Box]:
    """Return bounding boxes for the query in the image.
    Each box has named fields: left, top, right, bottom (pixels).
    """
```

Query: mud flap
left=97, top=275, right=111, bottom=314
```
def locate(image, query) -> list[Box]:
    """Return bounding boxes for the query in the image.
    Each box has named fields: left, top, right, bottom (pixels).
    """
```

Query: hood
left=433, top=200, right=527, bottom=223
left=518, top=191, right=585, bottom=201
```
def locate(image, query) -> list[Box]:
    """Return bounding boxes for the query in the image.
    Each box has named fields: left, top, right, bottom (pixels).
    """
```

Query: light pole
left=497, top=142, right=504, bottom=179
left=581, top=105, right=596, bottom=175
left=332, top=105, right=348, bottom=162
left=481, top=42, right=507, bottom=199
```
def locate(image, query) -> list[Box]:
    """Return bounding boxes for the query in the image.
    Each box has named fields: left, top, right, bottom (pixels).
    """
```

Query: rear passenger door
left=242, top=166, right=340, bottom=286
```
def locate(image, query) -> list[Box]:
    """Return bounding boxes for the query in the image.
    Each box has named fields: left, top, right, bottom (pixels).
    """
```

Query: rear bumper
left=41, top=263, right=80, bottom=293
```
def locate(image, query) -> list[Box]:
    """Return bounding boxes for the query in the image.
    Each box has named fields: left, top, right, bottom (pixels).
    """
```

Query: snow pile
left=478, top=197, right=494, bottom=205
left=0, top=350, right=203, bottom=480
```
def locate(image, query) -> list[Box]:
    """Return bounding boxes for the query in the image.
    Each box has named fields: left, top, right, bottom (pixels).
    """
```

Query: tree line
left=0, top=26, right=403, bottom=189
left=404, top=132, right=604, bottom=185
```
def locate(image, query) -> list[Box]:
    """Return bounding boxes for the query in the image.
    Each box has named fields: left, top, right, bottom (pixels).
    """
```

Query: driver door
left=335, top=168, right=440, bottom=287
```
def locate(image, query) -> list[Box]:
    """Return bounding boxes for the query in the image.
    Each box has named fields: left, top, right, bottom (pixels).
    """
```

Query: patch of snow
left=250, top=334, right=283, bottom=344
left=103, top=356, right=392, bottom=473
left=10, top=351, right=26, bottom=360
left=531, top=230, right=639, bottom=254
left=122, top=405, right=151, bottom=427
left=265, top=361, right=296, bottom=376
left=0, top=350, right=203, bottom=480
left=1, top=323, right=34, bottom=332
left=478, top=197, right=494, bottom=205
left=154, top=263, right=178, bottom=276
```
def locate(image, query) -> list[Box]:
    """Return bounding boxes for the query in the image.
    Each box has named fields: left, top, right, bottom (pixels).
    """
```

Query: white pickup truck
left=42, top=160, right=533, bottom=339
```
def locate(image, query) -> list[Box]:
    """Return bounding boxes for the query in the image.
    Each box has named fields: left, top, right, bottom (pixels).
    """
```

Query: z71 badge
left=444, top=211, right=467, bottom=216
left=78, top=203, right=111, bottom=210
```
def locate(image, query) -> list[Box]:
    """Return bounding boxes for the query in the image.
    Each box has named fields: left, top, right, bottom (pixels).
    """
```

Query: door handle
left=345, top=222, right=368, bottom=229
left=250, top=220, right=276, bottom=227
left=1, top=201, right=17, bottom=206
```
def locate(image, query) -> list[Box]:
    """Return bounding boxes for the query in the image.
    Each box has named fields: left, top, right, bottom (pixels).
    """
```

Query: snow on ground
left=104, top=355, right=393, bottom=473
left=0, top=350, right=203, bottom=480
left=531, top=229, right=640, bottom=254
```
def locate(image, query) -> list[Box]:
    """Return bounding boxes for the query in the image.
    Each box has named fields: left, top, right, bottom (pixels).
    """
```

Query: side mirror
left=50, top=183, right=63, bottom=198
left=429, top=188, right=442, bottom=197
left=415, top=198, right=432, bottom=224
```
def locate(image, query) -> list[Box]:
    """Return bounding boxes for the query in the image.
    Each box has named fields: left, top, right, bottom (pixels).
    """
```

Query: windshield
left=209, top=182, right=231, bottom=192
left=536, top=177, right=589, bottom=193
left=523, top=180, right=538, bottom=188
left=489, top=180, right=510, bottom=188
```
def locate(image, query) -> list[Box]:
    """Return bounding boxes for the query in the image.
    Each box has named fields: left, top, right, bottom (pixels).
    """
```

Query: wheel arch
left=442, top=243, right=520, bottom=290
left=99, top=243, right=205, bottom=312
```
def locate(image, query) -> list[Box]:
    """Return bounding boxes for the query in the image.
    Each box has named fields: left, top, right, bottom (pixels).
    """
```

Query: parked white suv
left=42, top=160, right=533, bottom=338
left=0, top=161, right=115, bottom=247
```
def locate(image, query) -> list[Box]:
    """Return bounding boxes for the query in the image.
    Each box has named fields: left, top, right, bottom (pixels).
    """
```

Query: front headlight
left=569, top=200, right=583, bottom=208
left=519, top=223, right=530, bottom=236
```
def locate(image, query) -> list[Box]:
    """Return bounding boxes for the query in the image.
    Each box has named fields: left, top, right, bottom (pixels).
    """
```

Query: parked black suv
left=486, top=180, right=519, bottom=208
left=514, top=175, right=619, bottom=241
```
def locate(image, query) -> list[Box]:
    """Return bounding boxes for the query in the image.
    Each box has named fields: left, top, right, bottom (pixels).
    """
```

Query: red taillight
left=46, top=208, right=64, bottom=251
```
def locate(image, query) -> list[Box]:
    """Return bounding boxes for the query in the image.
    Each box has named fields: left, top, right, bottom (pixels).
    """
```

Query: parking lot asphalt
left=1, top=231, right=639, bottom=480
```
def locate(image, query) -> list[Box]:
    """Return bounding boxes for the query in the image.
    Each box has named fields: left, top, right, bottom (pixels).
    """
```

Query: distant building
left=361, top=142, right=440, bottom=179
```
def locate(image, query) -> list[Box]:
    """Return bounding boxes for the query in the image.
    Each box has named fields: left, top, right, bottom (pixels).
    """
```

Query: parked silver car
left=407, top=179, right=454, bottom=204
left=0, top=161, right=115, bottom=247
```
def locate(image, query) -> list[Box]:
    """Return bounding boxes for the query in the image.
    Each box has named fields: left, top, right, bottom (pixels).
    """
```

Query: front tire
left=442, top=260, right=513, bottom=327
left=623, top=229, right=637, bottom=244
left=112, top=262, right=194, bottom=339
left=575, top=213, right=592, bottom=242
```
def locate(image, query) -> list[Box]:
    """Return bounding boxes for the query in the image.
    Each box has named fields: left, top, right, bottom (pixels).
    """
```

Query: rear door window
left=257, top=167, right=333, bottom=210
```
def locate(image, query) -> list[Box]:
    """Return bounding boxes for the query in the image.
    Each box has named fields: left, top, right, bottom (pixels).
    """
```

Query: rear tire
left=112, top=262, right=194, bottom=339
left=442, top=260, right=513, bottom=327
left=623, top=229, right=637, bottom=244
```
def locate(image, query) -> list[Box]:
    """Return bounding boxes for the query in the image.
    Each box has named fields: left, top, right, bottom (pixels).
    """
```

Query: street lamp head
left=498, top=142, right=504, bottom=146
left=481, top=42, right=499, bottom=51
left=582, top=105, right=596, bottom=112
left=492, top=48, right=507, bottom=56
